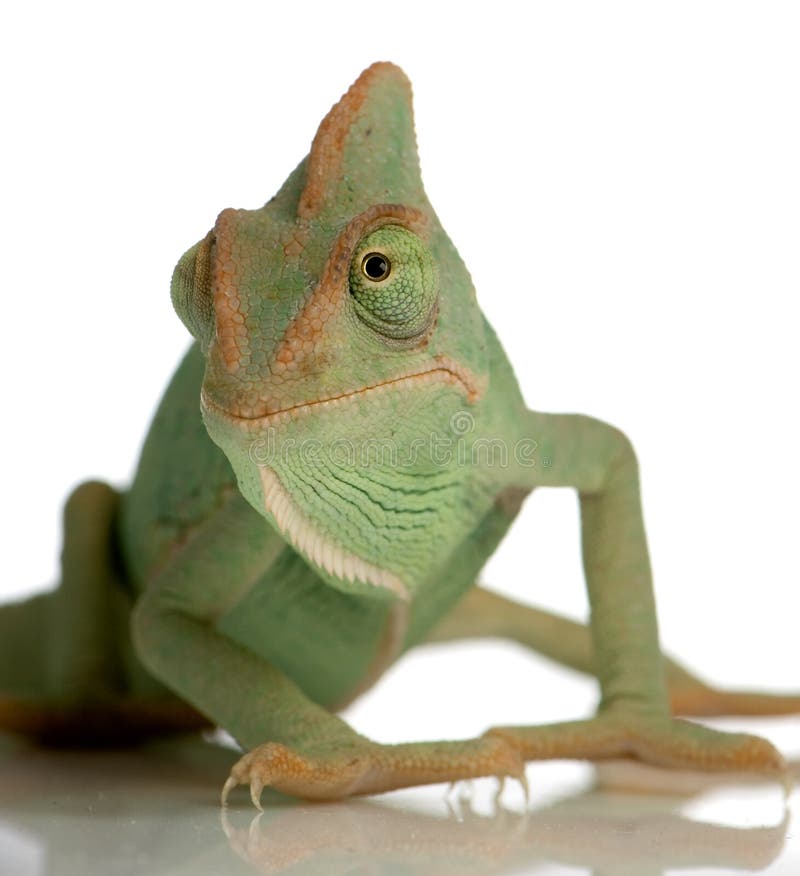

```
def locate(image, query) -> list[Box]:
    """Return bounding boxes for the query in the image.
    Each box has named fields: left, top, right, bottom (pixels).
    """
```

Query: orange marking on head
left=297, top=62, right=412, bottom=220
left=212, top=208, right=248, bottom=372
left=272, top=204, right=428, bottom=378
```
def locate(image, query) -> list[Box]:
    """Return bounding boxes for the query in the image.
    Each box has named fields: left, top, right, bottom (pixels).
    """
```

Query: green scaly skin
left=1, top=63, right=796, bottom=804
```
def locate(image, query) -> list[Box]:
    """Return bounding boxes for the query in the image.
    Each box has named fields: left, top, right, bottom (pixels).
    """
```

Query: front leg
left=131, top=492, right=524, bottom=803
left=487, top=412, right=785, bottom=776
left=132, top=494, right=365, bottom=786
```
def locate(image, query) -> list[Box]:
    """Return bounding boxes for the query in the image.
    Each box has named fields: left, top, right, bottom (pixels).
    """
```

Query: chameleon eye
left=349, top=225, right=438, bottom=341
left=170, top=229, right=215, bottom=351
left=361, top=253, right=391, bottom=282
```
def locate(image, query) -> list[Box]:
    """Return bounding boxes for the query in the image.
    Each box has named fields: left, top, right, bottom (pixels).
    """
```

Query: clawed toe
left=222, top=743, right=274, bottom=809
left=221, top=740, right=378, bottom=806
left=221, top=774, right=240, bottom=808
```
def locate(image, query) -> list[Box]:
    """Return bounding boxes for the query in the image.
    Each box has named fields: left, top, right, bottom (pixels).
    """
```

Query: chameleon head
left=171, top=63, right=490, bottom=600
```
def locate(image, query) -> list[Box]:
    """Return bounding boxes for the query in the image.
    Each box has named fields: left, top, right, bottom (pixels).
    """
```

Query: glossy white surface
left=2, top=729, right=799, bottom=876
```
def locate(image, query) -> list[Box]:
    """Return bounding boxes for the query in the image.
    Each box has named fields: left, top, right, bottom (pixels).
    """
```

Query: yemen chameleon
left=1, top=63, right=797, bottom=806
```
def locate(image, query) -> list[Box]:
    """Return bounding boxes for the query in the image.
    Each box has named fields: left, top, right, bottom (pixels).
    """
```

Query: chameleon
left=1, top=62, right=797, bottom=806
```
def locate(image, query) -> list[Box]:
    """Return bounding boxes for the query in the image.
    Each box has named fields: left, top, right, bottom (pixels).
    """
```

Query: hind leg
left=426, top=586, right=800, bottom=718
left=0, top=481, right=124, bottom=703
left=46, top=480, right=129, bottom=701
left=0, top=480, right=208, bottom=744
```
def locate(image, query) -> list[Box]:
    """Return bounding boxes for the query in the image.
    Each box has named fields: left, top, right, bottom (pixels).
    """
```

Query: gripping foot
left=222, top=736, right=525, bottom=806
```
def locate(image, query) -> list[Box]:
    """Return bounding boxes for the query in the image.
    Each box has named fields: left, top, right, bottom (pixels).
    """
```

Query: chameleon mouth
left=201, top=356, right=482, bottom=429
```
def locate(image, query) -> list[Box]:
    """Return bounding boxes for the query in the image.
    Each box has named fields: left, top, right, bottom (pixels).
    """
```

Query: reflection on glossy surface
left=222, top=791, right=788, bottom=876
left=0, top=733, right=796, bottom=875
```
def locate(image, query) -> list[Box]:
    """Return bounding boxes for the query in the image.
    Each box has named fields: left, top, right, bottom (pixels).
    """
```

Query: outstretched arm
left=516, top=411, right=668, bottom=716
left=473, top=411, right=784, bottom=775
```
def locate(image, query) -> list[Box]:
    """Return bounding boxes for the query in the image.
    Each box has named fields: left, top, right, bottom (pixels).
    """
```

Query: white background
left=1, top=1, right=798, bottom=744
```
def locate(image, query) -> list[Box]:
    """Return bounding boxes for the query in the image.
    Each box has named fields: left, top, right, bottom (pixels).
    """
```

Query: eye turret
left=170, top=230, right=215, bottom=350
left=349, top=225, right=438, bottom=340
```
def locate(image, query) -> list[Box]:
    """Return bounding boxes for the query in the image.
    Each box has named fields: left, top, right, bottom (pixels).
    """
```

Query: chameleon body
left=1, top=63, right=797, bottom=804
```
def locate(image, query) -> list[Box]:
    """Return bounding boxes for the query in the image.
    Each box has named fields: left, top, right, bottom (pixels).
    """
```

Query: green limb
left=0, top=480, right=204, bottom=744
left=131, top=491, right=364, bottom=753
left=46, top=480, right=128, bottom=701
left=425, top=585, right=594, bottom=673
left=0, top=480, right=126, bottom=704
left=0, top=482, right=124, bottom=702
left=0, top=593, right=49, bottom=696
left=508, top=413, right=667, bottom=716
left=425, top=586, right=593, bottom=673
left=450, top=411, right=787, bottom=787
left=426, top=586, right=800, bottom=717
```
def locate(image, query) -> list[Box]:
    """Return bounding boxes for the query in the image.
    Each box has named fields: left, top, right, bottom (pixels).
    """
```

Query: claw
left=221, top=774, right=238, bottom=808
left=250, top=777, right=265, bottom=811
left=493, top=768, right=529, bottom=806
left=517, top=770, right=530, bottom=804
left=444, top=780, right=460, bottom=807
left=780, top=769, right=794, bottom=802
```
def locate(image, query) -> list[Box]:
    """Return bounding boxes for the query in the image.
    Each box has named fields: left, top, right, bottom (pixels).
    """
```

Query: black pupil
left=363, top=254, right=389, bottom=281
